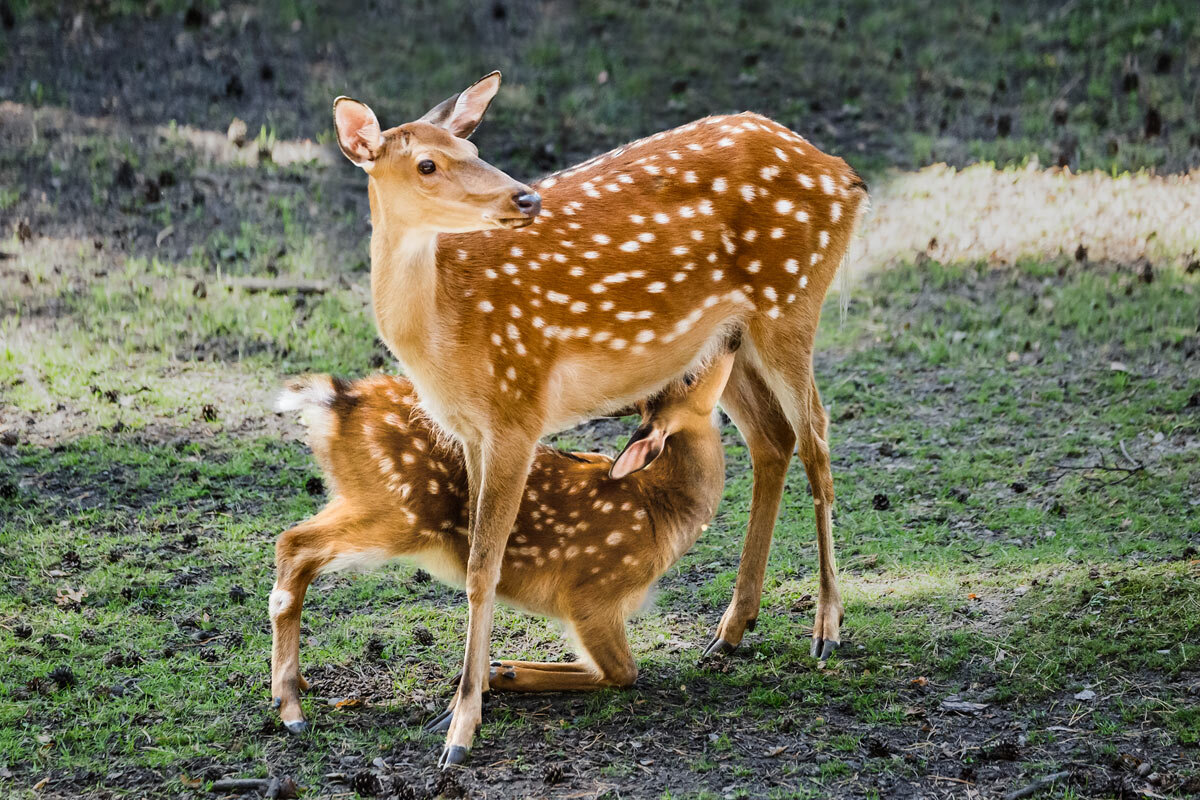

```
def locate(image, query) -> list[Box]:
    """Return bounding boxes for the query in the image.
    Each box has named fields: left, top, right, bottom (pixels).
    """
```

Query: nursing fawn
left=270, top=350, right=735, bottom=734
left=334, top=71, right=866, bottom=763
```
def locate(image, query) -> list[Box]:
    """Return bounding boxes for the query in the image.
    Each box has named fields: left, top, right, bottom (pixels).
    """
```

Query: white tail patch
left=276, top=374, right=336, bottom=413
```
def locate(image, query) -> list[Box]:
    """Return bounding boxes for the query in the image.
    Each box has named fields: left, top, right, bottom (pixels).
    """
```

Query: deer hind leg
left=703, top=355, right=796, bottom=658
left=271, top=499, right=376, bottom=733
left=798, top=377, right=841, bottom=659
left=486, top=610, right=637, bottom=693
left=751, top=333, right=843, bottom=661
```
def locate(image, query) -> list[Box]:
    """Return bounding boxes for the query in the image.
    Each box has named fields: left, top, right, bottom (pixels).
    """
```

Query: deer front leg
left=436, top=430, right=537, bottom=768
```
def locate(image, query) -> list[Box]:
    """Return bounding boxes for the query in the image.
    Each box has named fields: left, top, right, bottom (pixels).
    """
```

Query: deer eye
left=682, top=373, right=696, bottom=387
left=417, top=159, right=436, bottom=174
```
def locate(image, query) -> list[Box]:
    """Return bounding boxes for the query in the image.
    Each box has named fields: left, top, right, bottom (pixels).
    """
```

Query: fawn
left=269, top=350, right=736, bottom=734
left=333, top=71, right=867, bottom=763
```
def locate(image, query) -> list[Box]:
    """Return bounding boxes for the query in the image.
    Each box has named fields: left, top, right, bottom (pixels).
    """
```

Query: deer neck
left=643, top=426, right=726, bottom=560
left=367, top=182, right=450, bottom=368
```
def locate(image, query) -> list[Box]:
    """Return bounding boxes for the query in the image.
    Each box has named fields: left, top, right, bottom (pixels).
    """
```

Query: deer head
left=609, top=349, right=736, bottom=479
left=333, top=71, right=541, bottom=233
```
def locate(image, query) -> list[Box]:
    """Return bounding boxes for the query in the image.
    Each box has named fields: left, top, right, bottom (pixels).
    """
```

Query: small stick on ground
left=210, top=778, right=270, bottom=793
left=1003, top=769, right=1071, bottom=800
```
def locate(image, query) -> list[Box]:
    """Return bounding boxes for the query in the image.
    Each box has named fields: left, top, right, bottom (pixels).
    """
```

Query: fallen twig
left=1003, top=770, right=1071, bottom=800
left=228, top=278, right=333, bottom=296
left=210, top=778, right=270, bottom=793
left=210, top=776, right=297, bottom=798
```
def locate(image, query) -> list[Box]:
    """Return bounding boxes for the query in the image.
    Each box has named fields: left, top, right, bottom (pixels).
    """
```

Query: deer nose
left=513, top=191, right=541, bottom=217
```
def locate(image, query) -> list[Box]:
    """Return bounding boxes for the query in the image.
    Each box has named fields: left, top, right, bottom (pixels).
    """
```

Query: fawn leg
left=270, top=500, right=377, bottom=732
left=487, top=613, right=637, bottom=692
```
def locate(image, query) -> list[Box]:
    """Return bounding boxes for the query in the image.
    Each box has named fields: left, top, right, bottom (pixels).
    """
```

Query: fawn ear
left=420, top=71, right=501, bottom=139
left=333, top=97, right=383, bottom=166
left=609, top=425, right=667, bottom=479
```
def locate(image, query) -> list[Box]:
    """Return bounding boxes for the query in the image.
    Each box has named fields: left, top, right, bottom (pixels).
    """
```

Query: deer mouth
left=495, top=216, right=536, bottom=229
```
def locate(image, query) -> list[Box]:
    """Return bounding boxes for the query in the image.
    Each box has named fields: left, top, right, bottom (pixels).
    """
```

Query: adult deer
left=269, top=349, right=735, bottom=734
left=331, top=71, right=867, bottom=765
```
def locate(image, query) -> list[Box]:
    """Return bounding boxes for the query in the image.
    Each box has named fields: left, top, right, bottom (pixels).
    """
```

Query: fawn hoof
left=423, top=707, right=454, bottom=734
left=701, top=636, right=737, bottom=659
left=810, top=638, right=839, bottom=661
left=438, top=745, right=470, bottom=769
left=284, top=719, right=309, bottom=735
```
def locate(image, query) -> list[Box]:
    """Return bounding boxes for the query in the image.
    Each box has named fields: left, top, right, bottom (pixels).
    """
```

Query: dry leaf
left=765, top=745, right=787, bottom=758
left=910, top=676, right=929, bottom=686
left=330, top=697, right=362, bottom=709
left=54, top=586, right=87, bottom=606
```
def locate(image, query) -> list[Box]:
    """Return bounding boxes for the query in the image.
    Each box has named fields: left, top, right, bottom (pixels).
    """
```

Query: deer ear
left=609, top=425, right=667, bottom=480
left=419, top=71, right=501, bottom=139
left=333, top=97, right=383, bottom=166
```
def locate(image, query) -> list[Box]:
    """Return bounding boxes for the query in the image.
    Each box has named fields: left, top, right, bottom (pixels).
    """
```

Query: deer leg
left=703, top=357, right=796, bottom=657
left=799, top=377, right=842, bottom=660
left=437, top=430, right=538, bottom=768
left=270, top=503, right=348, bottom=733
left=486, top=612, right=637, bottom=692
left=751, top=332, right=842, bottom=661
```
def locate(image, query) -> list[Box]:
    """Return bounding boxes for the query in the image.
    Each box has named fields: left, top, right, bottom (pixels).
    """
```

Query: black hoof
left=423, top=707, right=454, bottom=734
left=811, top=638, right=840, bottom=660
left=701, top=636, right=737, bottom=659
left=438, top=744, right=470, bottom=769
left=284, top=719, right=309, bottom=734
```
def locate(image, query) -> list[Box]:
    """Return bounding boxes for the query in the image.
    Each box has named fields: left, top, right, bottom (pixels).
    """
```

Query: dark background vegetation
left=1, top=1, right=1198, bottom=799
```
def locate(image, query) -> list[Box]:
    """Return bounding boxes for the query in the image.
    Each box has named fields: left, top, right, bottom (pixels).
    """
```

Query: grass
left=2, top=245, right=1198, bottom=796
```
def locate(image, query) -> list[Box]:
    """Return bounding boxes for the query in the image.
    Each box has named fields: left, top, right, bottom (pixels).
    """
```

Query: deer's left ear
left=609, top=425, right=667, bottom=480
left=420, top=71, right=502, bottom=139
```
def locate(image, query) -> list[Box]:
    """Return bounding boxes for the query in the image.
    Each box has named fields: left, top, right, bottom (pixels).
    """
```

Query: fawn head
left=609, top=349, right=736, bottom=479
left=333, top=71, right=541, bottom=232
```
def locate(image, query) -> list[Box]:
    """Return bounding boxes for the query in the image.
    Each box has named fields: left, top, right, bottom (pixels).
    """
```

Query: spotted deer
left=270, top=350, right=735, bottom=733
left=331, top=71, right=867, bottom=765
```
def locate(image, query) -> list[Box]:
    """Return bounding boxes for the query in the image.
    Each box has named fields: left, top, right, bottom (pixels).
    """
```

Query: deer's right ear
left=333, top=97, right=383, bottom=167
left=609, top=425, right=667, bottom=480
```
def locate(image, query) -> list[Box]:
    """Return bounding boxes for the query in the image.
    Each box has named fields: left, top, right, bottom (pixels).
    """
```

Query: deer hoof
left=283, top=719, right=309, bottom=735
left=438, top=745, right=470, bottom=769
left=701, top=636, right=737, bottom=659
left=423, top=707, right=454, bottom=733
left=810, top=638, right=839, bottom=661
